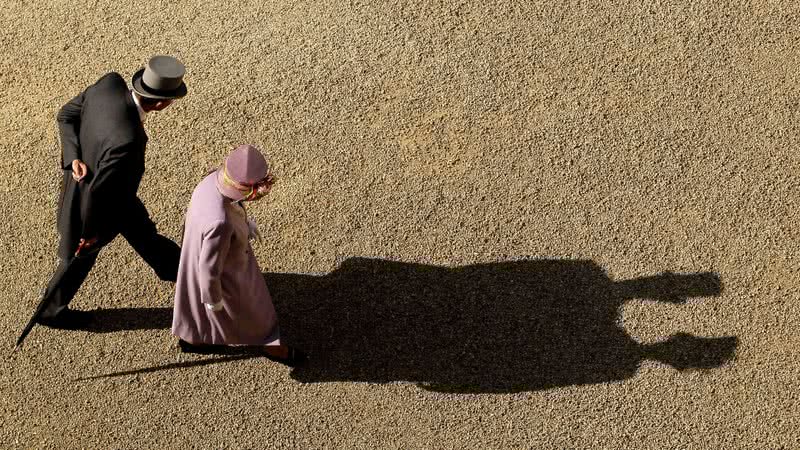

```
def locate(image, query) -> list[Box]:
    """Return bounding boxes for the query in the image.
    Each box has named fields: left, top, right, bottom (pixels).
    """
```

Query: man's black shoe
left=37, top=309, right=94, bottom=330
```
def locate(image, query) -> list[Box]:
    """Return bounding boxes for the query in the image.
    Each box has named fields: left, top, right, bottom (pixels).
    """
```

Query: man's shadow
left=87, top=307, right=172, bottom=332
left=265, top=257, right=738, bottom=393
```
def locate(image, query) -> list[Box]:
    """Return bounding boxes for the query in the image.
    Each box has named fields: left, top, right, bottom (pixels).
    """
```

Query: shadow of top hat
left=616, top=271, right=722, bottom=303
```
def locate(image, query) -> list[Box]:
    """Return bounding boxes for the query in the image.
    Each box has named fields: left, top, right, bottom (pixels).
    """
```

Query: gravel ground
left=1, top=0, right=798, bottom=448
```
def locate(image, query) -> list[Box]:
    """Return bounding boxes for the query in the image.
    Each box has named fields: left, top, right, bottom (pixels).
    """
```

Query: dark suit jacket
left=56, top=72, right=148, bottom=258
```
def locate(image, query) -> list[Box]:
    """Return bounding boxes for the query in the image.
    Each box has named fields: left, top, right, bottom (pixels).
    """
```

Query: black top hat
left=131, top=55, right=188, bottom=100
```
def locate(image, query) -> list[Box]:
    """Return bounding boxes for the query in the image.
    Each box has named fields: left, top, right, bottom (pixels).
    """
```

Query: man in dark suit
left=39, top=55, right=188, bottom=328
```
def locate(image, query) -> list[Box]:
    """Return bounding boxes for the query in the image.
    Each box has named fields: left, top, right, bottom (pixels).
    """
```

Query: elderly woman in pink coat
left=172, top=144, right=303, bottom=366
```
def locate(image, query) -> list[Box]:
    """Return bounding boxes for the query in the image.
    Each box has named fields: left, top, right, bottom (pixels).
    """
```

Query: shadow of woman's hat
left=131, top=55, right=187, bottom=99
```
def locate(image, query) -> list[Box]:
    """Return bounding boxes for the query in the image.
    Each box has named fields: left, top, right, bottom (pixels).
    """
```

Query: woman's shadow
left=265, top=257, right=738, bottom=393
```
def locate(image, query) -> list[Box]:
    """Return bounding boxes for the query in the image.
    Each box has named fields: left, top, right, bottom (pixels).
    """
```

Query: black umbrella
left=15, top=297, right=49, bottom=351
left=14, top=257, right=73, bottom=351
left=15, top=243, right=98, bottom=351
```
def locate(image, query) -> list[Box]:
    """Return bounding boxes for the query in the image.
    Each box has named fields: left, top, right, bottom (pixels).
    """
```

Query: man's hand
left=74, top=237, right=98, bottom=257
left=71, top=159, right=88, bottom=182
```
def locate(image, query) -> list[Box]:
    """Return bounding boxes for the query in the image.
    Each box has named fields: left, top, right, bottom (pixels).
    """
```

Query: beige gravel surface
left=1, top=0, right=798, bottom=448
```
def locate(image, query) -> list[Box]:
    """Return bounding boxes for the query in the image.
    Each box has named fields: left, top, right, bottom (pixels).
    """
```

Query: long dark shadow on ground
left=76, top=258, right=738, bottom=392
left=267, top=257, right=738, bottom=394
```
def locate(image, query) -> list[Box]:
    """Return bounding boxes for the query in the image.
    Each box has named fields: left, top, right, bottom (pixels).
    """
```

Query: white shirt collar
left=130, top=91, right=147, bottom=123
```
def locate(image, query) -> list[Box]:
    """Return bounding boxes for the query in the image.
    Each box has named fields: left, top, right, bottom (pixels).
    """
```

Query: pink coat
left=172, top=172, right=280, bottom=345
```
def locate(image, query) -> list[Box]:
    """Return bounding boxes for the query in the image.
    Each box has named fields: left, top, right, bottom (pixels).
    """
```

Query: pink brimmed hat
left=216, top=144, right=269, bottom=201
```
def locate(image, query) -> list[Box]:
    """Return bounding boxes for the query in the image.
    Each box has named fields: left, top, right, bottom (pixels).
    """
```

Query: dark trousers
left=40, top=198, right=180, bottom=318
